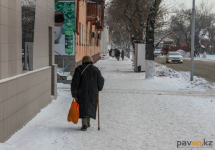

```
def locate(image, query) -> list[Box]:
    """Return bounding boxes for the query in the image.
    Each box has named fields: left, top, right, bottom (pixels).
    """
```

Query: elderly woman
left=71, top=56, right=105, bottom=131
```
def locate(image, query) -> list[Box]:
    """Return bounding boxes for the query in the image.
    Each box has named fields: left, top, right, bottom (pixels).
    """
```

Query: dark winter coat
left=121, top=50, right=125, bottom=58
left=115, top=49, right=120, bottom=57
left=109, top=49, right=112, bottom=56
left=71, top=63, right=105, bottom=119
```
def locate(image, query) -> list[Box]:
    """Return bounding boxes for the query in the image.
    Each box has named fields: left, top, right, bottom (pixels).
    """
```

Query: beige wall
left=33, top=0, right=55, bottom=70
left=0, top=0, right=22, bottom=80
left=0, top=67, right=52, bottom=142
left=0, top=0, right=57, bottom=142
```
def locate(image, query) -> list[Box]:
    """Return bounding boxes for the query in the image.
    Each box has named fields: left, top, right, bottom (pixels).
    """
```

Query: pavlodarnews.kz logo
left=177, top=139, right=213, bottom=148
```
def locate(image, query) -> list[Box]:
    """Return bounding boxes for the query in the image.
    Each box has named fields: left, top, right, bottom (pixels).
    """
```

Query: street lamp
left=190, top=0, right=195, bottom=81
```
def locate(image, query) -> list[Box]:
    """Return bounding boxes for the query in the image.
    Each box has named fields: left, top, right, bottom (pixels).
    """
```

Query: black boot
left=81, top=125, right=87, bottom=131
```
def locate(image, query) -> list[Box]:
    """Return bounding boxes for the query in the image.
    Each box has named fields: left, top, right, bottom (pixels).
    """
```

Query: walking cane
left=98, top=92, right=100, bottom=130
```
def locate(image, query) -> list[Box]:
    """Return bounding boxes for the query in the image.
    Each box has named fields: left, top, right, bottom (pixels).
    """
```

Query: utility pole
left=190, top=0, right=195, bottom=81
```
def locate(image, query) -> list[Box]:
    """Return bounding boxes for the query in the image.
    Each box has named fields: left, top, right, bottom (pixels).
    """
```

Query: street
left=155, top=56, right=215, bottom=82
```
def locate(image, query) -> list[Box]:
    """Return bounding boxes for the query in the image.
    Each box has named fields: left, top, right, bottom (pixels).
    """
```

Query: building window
left=22, top=0, right=36, bottom=72
left=87, top=28, right=89, bottom=46
left=79, top=23, right=81, bottom=45
left=83, top=26, right=85, bottom=46
left=82, top=24, right=83, bottom=46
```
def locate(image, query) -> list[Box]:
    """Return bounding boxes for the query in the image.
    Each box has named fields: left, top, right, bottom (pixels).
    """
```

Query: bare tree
left=145, top=0, right=162, bottom=79
left=106, top=0, right=163, bottom=78
left=106, top=0, right=152, bottom=49
left=169, top=2, right=215, bottom=53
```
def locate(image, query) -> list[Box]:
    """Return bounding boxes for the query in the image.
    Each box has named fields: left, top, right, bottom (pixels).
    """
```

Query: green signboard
left=55, top=1, right=75, bottom=55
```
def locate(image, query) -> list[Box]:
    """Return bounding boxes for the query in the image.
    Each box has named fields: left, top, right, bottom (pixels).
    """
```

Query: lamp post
left=190, top=0, right=195, bottom=81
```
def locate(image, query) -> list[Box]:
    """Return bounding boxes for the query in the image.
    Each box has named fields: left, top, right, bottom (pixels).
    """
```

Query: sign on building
left=55, top=1, right=75, bottom=55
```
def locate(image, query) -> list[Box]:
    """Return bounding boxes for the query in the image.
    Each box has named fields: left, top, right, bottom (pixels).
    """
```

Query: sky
left=106, top=0, right=214, bottom=10
left=162, top=0, right=214, bottom=11
left=163, top=0, right=213, bottom=7
left=159, top=0, right=215, bottom=22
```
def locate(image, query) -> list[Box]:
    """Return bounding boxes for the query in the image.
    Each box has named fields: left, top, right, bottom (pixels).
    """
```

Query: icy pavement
left=1, top=56, right=215, bottom=150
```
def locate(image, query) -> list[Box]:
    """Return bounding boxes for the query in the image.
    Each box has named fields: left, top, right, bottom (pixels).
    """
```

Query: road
left=155, top=56, right=215, bottom=82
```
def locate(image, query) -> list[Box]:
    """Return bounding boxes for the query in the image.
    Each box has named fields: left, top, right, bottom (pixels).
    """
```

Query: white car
left=166, top=52, right=183, bottom=63
left=154, top=49, right=162, bottom=57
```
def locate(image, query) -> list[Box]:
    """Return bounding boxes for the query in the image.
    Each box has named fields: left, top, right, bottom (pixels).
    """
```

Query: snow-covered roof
left=202, top=35, right=209, bottom=40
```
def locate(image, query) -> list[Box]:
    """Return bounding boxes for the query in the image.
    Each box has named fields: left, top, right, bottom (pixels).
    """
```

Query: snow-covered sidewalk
left=1, top=56, right=215, bottom=150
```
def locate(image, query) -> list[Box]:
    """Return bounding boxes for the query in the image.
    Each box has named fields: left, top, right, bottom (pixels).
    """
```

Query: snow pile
left=57, top=68, right=72, bottom=80
left=177, top=49, right=190, bottom=58
left=203, top=51, right=207, bottom=58
left=206, top=54, right=215, bottom=60
left=155, top=63, right=215, bottom=90
left=184, top=54, right=215, bottom=61
left=177, top=49, right=186, bottom=57
left=185, top=52, right=190, bottom=58
left=155, top=65, right=181, bottom=78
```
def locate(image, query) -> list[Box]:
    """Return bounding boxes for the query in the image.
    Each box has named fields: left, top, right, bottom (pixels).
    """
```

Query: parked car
left=166, top=52, right=183, bottom=63
left=154, top=49, right=162, bottom=57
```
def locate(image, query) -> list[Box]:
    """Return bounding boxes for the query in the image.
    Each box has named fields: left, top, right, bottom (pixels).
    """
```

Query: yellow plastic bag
left=67, top=98, right=79, bottom=124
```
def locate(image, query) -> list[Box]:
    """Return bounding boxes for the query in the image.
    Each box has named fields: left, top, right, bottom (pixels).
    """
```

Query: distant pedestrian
left=196, top=51, right=200, bottom=57
left=115, top=49, right=120, bottom=61
left=71, top=55, right=105, bottom=131
left=109, top=49, right=112, bottom=57
left=111, top=50, right=115, bottom=57
left=121, top=50, right=125, bottom=61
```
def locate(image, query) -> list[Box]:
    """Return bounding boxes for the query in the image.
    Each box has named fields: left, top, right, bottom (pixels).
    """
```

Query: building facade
left=55, top=0, right=105, bottom=82
left=201, top=36, right=215, bottom=54
left=0, top=0, right=57, bottom=142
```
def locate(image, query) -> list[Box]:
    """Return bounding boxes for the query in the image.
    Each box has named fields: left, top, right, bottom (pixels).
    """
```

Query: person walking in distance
left=115, top=49, right=120, bottom=61
left=111, top=49, right=115, bottom=58
left=121, top=50, right=125, bottom=61
left=71, top=56, right=105, bottom=131
left=109, top=49, right=112, bottom=57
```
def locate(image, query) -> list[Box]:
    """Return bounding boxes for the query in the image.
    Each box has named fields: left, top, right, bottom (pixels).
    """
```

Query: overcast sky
left=106, top=0, right=214, bottom=10
left=164, top=0, right=213, bottom=7
left=162, top=0, right=214, bottom=10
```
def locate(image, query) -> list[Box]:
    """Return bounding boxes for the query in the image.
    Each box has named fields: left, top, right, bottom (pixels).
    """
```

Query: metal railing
left=55, top=51, right=71, bottom=75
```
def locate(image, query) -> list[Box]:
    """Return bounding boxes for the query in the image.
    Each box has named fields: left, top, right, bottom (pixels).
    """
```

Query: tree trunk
left=145, top=0, right=157, bottom=79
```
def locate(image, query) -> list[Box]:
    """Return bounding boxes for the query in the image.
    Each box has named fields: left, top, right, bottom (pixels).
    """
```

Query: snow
left=57, top=68, right=72, bottom=80
left=145, top=60, right=154, bottom=79
left=176, top=49, right=186, bottom=57
left=176, top=49, right=215, bottom=61
left=203, top=51, right=207, bottom=58
left=205, top=54, right=215, bottom=60
left=1, top=55, right=215, bottom=150
left=201, top=45, right=206, bottom=49
left=202, top=35, right=209, bottom=40
left=154, top=63, right=215, bottom=90
left=184, top=54, right=215, bottom=61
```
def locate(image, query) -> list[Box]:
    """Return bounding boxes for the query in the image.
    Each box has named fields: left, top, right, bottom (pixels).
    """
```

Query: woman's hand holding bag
left=67, top=98, right=79, bottom=124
